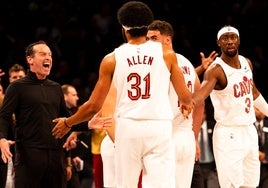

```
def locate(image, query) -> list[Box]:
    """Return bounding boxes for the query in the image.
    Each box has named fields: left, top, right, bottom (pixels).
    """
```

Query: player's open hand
left=88, top=111, right=113, bottom=130
left=200, top=51, right=218, bottom=70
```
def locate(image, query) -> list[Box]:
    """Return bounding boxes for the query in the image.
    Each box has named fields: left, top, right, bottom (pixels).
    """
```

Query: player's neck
left=128, top=36, right=147, bottom=45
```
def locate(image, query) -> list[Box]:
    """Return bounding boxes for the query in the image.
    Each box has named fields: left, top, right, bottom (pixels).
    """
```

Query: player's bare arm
left=98, top=83, right=117, bottom=142
left=244, top=57, right=261, bottom=100
left=192, top=76, right=205, bottom=137
left=192, top=75, right=205, bottom=160
left=52, top=53, right=115, bottom=139
left=165, top=49, right=193, bottom=107
left=193, top=64, right=222, bottom=106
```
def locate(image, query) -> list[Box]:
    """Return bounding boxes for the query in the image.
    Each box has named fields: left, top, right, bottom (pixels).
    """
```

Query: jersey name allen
left=127, top=55, right=153, bottom=67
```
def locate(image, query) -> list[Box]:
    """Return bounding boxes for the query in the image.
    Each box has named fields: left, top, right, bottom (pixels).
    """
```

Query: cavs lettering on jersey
left=169, top=54, right=197, bottom=127
left=210, top=56, right=256, bottom=126
left=113, top=41, right=173, bottom=120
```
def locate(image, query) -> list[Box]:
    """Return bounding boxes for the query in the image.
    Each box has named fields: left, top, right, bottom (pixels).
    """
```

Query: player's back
left=113, top=40, right=173, bottom=120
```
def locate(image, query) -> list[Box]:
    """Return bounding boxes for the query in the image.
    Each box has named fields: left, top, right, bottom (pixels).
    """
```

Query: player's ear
left=216, top=40, right=220, bottom=47
left=166, top=36, right=172, bottom=45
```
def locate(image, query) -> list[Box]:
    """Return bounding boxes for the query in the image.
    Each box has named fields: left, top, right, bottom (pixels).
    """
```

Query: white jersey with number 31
left=113, top=41, right=173, bottom=120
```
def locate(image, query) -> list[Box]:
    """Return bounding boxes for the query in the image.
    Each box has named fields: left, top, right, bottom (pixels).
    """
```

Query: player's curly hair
left=117, top=1, right=154, bottom=29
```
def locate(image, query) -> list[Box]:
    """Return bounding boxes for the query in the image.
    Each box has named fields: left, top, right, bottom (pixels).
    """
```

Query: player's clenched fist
left=180, top=101, right=194, bottom=119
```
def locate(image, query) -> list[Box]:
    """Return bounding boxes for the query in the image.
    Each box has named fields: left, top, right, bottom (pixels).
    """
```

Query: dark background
left=0, top=0, right=267, bottom=103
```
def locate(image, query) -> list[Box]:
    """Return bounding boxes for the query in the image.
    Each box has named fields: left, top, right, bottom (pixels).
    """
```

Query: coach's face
left=26, top=44, right=52, bottom=80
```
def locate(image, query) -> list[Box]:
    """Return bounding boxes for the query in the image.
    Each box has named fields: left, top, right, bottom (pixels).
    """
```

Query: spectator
left=62, top=84, right=94, bottom=188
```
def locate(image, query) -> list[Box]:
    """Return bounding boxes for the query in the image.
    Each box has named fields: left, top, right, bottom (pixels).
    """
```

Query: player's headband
left=217, top=26, right=239, bottom=40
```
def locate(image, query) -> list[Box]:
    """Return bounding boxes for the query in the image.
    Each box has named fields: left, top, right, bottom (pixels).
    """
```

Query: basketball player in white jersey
left=94, top=21, right=215, bottom=186
left=147, top=20, right=215, bottom=188
left=193, top=25, right=268, bottom=188
left=97, top=83, right=117, bottom=188
left=52, top=1, right=194, bottom=187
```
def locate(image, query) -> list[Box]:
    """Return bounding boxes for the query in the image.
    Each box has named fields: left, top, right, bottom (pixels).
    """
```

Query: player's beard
left=224, top=48, right=238, bottom=57
left=227, top=49, right=238, bottom=57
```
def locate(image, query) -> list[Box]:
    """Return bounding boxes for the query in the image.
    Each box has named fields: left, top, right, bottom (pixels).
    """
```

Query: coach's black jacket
left=0, top=70, right=70, bottom=150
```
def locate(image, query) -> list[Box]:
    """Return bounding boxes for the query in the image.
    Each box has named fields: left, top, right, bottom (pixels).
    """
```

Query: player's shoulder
left=205, top=58, right=224, bottom=76
left=176, top=53, right=187, bottom=60
left=238, top=55, right=253, bottom=69
left=101, top=51, right=116, bottom=72
left=102, top=51, right=115, bottom=63
left=176, top=53, right=191, bottom=64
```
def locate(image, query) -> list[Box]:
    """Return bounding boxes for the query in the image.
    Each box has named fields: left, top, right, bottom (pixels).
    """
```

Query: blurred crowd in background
left=0, top=0, right=268, bottom=104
